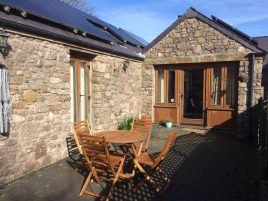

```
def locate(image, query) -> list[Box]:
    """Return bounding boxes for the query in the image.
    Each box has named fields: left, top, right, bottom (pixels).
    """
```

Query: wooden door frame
left=70, top=57, right=91, bottom=122
left=153, top=62, right=238, bottom=129
left=178, top=65, right=206, bottom=126
left=205, top=62, right=238, bottom=129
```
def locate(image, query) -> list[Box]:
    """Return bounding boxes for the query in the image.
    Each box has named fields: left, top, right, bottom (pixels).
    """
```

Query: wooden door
left=70, top=58, right=90, bottom=122
left=205, top=62, right=238, bottom=130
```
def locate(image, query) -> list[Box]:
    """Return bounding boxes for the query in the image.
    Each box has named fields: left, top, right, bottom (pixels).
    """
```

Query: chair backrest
left=71, top=120, right=91, bottom=154
left=132, top=116, right=152, bottom=150
left=79, top=134, right=112, bottom=173
left=153, top=131, right=176, bottom=168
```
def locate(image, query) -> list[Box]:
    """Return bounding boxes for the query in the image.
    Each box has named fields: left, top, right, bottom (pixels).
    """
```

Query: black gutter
left=249, top=53, right=255, bottom=140
left=0, top=18, right=144, bottom=61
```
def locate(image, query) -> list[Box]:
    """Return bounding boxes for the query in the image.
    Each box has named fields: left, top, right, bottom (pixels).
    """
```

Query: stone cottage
left=142, top=8, right=266, bottom=138
left=0, top=1, right=266, bottom=186
left=0, top=0, right=146, bottom=184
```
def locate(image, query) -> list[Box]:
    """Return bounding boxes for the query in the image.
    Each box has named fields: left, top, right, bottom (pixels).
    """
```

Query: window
left=157, top=69, right=164, bottom=103
left=212, top=67, right=221, bottom=105
left=156, top=68, right=176, bottom=104
left=210, top=64, right=237, bottom=107
left=226, top=66, right=235, bottom=105
left=168, top=69, right=175, bottom=103
left=0, top=66, right=10, bottom=134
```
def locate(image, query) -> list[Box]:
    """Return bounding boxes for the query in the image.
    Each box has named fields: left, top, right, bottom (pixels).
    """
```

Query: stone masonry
left=91, top=55, right=143, bottom=131
left=143, top=18, right=263, bottom=136
left=0, top=32, right=143, bottom=184
left=0, top=33, right=71, bottom=184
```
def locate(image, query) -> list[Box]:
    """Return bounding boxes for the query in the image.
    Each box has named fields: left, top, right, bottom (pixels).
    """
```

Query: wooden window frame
left=155, top=67, right=177, bottom=106
left=209, top=63, right=237, bottom=109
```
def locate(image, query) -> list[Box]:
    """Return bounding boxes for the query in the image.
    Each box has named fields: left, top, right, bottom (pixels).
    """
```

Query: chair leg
left=106, top=177, right=118, bottom=201
left=134, top=160, right=169, bottom=194
left=133, top=160, right=157, bottom=190
left=91, top=167, right=101, bottom=184
left=156, top=167, right=171, bottom=182
left=106, top=159, right=125, bottom=201
left=80, top=171, right=93, bottom=196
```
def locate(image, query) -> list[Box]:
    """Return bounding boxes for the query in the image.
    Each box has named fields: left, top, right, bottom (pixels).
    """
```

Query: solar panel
left=0, top=0, right=117, bottom=43
left=119, top=28, right=149, bottom=47
left=86, top=14, right=144, bottom=47
left=211, top=15, right=258, bottom=46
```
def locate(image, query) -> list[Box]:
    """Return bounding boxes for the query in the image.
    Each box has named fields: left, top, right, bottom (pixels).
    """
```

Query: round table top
left=96, top=130, right=146, bottom=144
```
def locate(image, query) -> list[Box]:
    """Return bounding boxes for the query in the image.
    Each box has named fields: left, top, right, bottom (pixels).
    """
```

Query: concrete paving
left=0, top=125, right=258, bottom=201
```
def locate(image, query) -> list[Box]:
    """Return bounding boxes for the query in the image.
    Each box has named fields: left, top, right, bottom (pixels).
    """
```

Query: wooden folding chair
left=131, top=116, right=152, bottom=152
left=71, top=120, right=92, bottom=154
left=133, top=131, right=176, bottom=195
left=79, top=134, right=129, bottom=201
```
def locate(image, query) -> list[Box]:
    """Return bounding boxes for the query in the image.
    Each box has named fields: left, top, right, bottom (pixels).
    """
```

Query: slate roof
left=143, top=7, right=264, bottom=54
left=254, top=36, right=268, bottom=69
left=0, top=0, right=146, bottom=60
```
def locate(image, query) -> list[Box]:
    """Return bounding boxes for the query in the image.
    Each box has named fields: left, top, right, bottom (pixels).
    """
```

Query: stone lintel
left=144, top=53, right=250, bottom=65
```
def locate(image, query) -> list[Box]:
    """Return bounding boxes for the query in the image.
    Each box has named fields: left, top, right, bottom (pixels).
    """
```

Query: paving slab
left=0, top=126, right=258, bottom=201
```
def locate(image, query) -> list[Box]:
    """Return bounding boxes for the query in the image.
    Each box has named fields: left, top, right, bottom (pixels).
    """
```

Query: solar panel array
left=0, top=0, right=147, bottom=47
left=119, top=28, right=149, bottom=47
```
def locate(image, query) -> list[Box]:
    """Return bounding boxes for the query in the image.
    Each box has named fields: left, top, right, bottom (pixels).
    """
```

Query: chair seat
left=137, top=152, right=158, bottom=167
left=120, top=142, right=147, bottom=153
left=92, top=152, right=125, bottom=167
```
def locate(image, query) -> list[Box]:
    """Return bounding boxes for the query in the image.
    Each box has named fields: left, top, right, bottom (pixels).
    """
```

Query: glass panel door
left=70, top=61, right=76, bottom=122
left=183, top=69, right=203, bottom=119
left=80, top=62, right=87, bottom=121
left=70, top=59, right=89, bottom=122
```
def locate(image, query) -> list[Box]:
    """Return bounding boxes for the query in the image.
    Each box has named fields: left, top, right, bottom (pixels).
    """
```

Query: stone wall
left=146, top=18, right=252, bottom=59
left=237, top=56, right=263, bottom=137
left=91, top=55, right=143, bottom=131
left=143, top=17, right=263, bottom=136
left=0, top=32, right=144, bottom=184
left=0, top=33, right=71, bottom=184
left=141, top=63, right=154, bottom=117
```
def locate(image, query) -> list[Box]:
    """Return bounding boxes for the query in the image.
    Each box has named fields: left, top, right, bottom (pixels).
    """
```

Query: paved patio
left=0, top=126, right=258, bottom=201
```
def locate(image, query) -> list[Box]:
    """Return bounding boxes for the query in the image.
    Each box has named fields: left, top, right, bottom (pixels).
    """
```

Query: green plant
left=165, top=117, right=173, bottom=123
left=117, top=116, right=133, bottom=130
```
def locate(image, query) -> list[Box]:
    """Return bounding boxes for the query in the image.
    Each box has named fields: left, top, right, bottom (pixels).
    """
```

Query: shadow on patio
left=0, top=128, right=258, bottom=201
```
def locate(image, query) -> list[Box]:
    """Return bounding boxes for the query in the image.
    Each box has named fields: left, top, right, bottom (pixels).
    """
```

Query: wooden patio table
left=95, top=130, right=146, bottom=157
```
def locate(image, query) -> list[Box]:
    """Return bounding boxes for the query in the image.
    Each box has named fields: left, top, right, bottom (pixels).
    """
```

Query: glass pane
left=70, top=61, right=76, bottom=122
left=212, top=67, right=221, bottom=105
left=157, top=69, right=164, bottom=103
left=168, top=69, right=175, bottom=103
left=80, top=62, right=87, bottom=121
left=183, top=69, right=203, bottom=119
left=226, top=66, right=235, bottom=105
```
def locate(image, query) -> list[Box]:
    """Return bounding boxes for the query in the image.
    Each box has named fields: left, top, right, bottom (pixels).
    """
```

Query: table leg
left=130, top=142, right=144, bottom=176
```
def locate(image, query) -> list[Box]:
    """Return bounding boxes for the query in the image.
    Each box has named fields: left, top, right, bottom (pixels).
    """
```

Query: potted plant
left=117, top=116, right=133, bottom=130
left=165, top=117, right=173, bottom=128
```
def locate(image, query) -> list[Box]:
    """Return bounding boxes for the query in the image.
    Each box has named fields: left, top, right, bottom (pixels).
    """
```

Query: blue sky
left=90, top=0, right=268, bottom=43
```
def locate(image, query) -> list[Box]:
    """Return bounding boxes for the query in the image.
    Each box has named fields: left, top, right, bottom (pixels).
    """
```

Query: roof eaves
left=143, top=7, right=265, bottom=54
left=0, top=11, right=144, bottom=61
